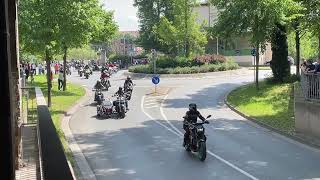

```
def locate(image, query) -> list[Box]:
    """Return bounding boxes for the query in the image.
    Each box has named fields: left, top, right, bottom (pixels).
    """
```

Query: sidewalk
left=15, top=124, right=40, bottom=180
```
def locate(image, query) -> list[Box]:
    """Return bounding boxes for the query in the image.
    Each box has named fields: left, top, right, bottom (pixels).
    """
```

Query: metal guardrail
left=35, top=87, right=74, bottom=180
left=300, top=70, right=320, bottom=102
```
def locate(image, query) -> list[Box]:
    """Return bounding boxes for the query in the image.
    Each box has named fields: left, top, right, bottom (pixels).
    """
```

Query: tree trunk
left=295, top=29, right=300, bottom=76
left=318, top=34, right=320, bottom=59
left=184, top=0, right=190, bottom=57
left=45, top=49, right=52, bottom=107
left=256, top=45, right=259, bottom=90
left=63, top=46, right=67, bottom=91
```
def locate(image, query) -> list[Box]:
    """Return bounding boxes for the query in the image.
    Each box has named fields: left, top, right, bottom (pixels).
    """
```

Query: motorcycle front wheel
left=198, top=141, right=207, bottom=161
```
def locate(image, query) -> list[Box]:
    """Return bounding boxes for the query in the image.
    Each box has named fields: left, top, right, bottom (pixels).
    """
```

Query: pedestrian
left=58, top=69, right=64, bottom=90
left=55, top=63, right=59, bottom=74
left=32, top=63, right=36, bottom=75
left=25, top=65, right=30, bottom=81
left=38, top=63, right=43, bottom=75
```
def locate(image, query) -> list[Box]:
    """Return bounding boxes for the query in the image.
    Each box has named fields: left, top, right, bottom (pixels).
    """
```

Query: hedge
left=128, top=60, right=239, bottom=74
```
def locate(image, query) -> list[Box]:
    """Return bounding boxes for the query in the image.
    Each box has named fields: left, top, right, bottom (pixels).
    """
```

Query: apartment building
left=193, top=2, right=272, bottom=66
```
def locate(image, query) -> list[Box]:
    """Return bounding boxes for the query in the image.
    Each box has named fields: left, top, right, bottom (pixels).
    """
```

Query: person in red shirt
left=54, top=63, right=60, bottom=74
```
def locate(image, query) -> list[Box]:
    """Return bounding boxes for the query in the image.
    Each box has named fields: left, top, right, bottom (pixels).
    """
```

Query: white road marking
left=144, top=99, right=159, bottom=103
left=144, top=102, right=159, bottom=106
left=145, top=105, right=159, bottom=109
left=141, top=96, right=182, bottom=137
left=158, top=95, right=259, bottom=180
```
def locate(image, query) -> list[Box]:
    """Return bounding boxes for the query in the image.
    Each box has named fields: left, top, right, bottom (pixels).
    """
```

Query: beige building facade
left=193, top=3, right=272, bottom=66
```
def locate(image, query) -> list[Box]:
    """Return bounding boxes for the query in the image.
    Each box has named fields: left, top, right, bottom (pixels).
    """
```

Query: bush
left=109, top=55, right=131, bottom=65
left=129, top=59, right=239, bottom=74
left=193, top=54, right=227, bottom=64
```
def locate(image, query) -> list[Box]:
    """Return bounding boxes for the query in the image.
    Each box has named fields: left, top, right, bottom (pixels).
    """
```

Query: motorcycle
left=78, top=67, right=84, bottom=77
left=84, top=69, right=90, bottom=79
left=94, top=89, right=105, bottom=105
left=97, top=99, right=113, bottom=118
left=66, top=67, right=72, bottom=75
left=112, top=95, right=127, bottom=119
left=183, top=115, right=211, bottom=161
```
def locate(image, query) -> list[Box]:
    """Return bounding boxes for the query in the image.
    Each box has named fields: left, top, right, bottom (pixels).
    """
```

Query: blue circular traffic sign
left=152, top=76, right=160, bottom=85
left=251, top=49, right=256, bottom=56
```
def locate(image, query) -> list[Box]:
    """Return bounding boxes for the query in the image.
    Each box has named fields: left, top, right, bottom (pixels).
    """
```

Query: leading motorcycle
left=94, top=89, right=105, bottom=105
left=112, top=95, right=127, bottom=119
left=183, top=115, right=211, bottom=161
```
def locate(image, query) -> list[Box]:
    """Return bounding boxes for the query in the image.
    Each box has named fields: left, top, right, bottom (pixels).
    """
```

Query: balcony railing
left=300, top=70, right=320, bottom=102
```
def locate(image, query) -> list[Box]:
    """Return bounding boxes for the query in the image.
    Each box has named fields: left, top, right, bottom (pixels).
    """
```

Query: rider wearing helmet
left=124, top=76, right=133, bottom=85
left=183, top=103, right=206, bottom=146
left=124, top=76, right=133, bottom=90
left=94, top=79, right=104, bottom=90
left=114, top=87, right=124, bottom=97
left=101, top=70, right=110, bottom=79
left=114, top=87, right=129, bottom=110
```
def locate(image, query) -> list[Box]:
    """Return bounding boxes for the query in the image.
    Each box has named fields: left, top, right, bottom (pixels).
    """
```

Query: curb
left=61, top=88, right=97, bottom=180
left=224, top=88, right=320, bottom=150
left=124, top=68, right=249, bottom=79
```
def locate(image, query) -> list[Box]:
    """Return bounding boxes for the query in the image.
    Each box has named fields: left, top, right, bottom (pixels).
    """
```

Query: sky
left=101, top=0, right=139, bottom=31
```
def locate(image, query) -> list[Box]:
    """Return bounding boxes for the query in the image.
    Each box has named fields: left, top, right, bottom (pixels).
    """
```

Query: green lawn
left=227, top=81, right=295, bottom=134
left=28, top=75, right=85, bottom=164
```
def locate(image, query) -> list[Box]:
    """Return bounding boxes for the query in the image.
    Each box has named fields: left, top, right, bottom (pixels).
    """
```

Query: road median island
left=128, top=60, right=239, bottom=75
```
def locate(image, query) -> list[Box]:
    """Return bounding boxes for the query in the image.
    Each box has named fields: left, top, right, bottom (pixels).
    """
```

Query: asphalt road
left=69, top=69, right=320, bottom=180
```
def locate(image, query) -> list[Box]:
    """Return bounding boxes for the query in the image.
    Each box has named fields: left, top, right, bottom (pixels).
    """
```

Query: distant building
left=193, top=2, right=272, bottom=66
left=111, top=31, right=143, bottom=56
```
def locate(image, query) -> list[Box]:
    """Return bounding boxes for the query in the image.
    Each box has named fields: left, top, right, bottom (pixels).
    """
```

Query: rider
left=94, top=80, right=104, bottom=100
left=124, top=76, right=133, bottom=90
left=114, top=87, right=129, bottom=110
left=183, top=103, right=207, bottom=147
left=101, top=70, right=110, bottom=79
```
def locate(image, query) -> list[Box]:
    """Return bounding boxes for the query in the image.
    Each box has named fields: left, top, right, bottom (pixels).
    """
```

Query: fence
left=300, top=70, right=320, bottom=102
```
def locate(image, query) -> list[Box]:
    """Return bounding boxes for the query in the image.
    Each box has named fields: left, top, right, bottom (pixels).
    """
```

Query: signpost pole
left=152, top=49, right=157, bottom=93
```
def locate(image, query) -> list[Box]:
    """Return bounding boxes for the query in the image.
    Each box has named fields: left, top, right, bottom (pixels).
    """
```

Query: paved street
left=69, top=69, right=320, bottom=180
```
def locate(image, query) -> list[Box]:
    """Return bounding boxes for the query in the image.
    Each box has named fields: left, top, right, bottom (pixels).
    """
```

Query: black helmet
left=189, top=103, right=197, bottom=111
left=119, top=87, right=123, bottom=91
left=127, top=75, right=131, bottom=80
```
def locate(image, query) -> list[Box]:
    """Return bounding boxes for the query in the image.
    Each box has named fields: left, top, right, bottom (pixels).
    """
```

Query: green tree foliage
left=135, top=0, right=206, bottom=57
left=271, top=23, right=290, bottom=82
left=19, top=0, right=117, bottom=101
left=288, top=31, right=319, bottom=60
left=301, top=0, right=320, bottom=57
left=211, top=0, right=302, bottom=86
left=154, top=15, right=207, bottom=57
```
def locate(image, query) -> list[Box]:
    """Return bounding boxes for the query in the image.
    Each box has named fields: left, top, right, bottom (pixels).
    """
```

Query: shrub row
left=193, top=54, right=227, bottom=64
left=128, top=60, right=239, bottom=74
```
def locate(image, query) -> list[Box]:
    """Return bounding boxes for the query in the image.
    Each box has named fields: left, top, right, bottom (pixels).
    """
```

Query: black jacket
left=184, top=110, right=205, bottom=124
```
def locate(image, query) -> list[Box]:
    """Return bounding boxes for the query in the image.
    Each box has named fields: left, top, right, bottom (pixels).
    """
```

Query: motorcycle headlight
left=197, top=128, right=204, bottom=132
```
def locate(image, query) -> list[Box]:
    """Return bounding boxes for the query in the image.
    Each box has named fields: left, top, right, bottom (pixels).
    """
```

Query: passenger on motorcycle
left=114, top=87, right=129, bottom=110
left=183, top=103, right=207, bottom=147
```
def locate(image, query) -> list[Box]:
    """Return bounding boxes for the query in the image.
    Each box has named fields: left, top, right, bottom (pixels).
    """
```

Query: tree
left=134, top=0, right=175, bottom=52
left=211, top=0, right=302, bottom=87
left=56, top=0, right=117, bottom=91
left=271, top=23, right=290, bottom=82
left=302, top=0, right=320, bottom=58
left=19, top=0, right=62, bottom=106
left=154, top=14, right=207, bottom=57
